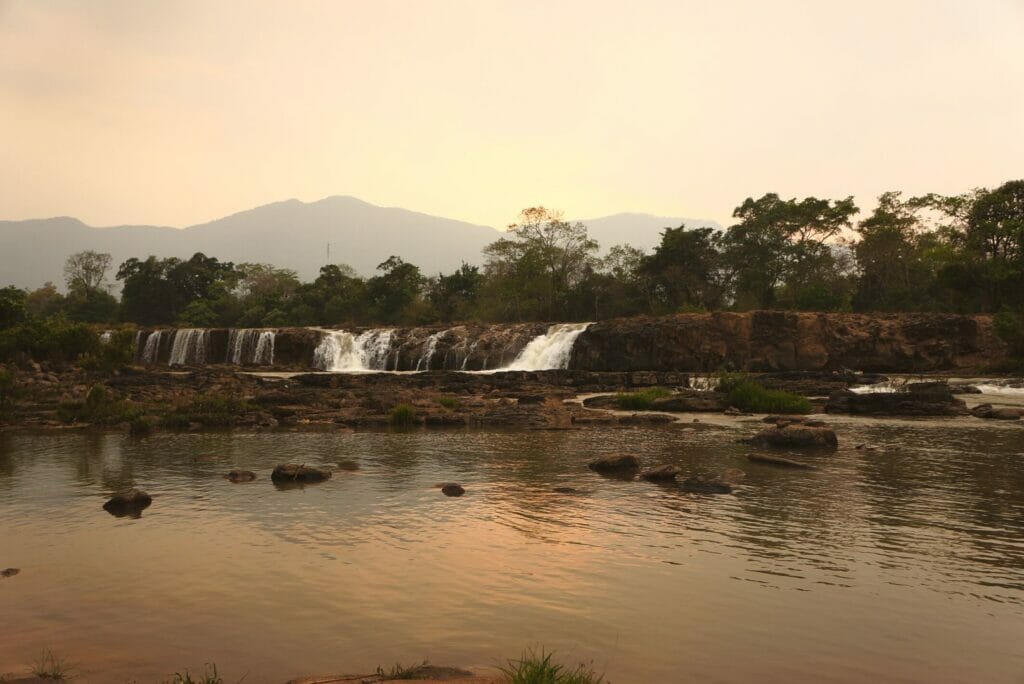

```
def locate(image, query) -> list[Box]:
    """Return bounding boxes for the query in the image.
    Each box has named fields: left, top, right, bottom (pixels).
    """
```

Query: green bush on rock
left=614, top=387, right=671, bottom=410
left=718, top=374, right=811, bottom=414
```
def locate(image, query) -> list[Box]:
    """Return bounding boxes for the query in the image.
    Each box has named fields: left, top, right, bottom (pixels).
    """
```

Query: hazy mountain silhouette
left=0, top=196, right=721, bottom=289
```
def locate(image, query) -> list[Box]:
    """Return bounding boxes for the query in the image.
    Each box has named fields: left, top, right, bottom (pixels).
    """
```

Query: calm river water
left=2, top=413, right=1023, bottom=682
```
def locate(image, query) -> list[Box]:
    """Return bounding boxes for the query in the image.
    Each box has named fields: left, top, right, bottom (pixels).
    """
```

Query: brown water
left=1, top=416, right=1023, bottom=683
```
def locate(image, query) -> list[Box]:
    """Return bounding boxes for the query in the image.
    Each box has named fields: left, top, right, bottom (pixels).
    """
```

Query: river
left=1, top=413, right=1023, bottom=682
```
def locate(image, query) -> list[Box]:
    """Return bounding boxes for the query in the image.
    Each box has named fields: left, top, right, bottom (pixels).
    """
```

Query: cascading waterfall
left=168, top=329, right=210, bottom=366
left=501, top=323, right=591, bottom=371
left=226, top=329, right=276, bottom=365
left=140, top=330, right=164, bottom=364
left=415, top=331, right=446, bottom=371
left=313, top=329, right=395, bottom=371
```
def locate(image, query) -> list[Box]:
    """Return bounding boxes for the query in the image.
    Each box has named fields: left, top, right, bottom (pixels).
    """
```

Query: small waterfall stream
left=227, top=329, right=276, bottom=365
left=140, top=331, right=164, bottom=364
left=313, top=329, right=395, bottom=372
left=168, top=329, right=210, bottom=366
left=501, top=323, right=592, bottom=371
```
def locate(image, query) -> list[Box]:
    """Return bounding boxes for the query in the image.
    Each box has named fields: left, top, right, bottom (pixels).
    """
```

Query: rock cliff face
left=133, top=312, right=1006, bottom=372
left=570, top=312, right=1005, bottom=372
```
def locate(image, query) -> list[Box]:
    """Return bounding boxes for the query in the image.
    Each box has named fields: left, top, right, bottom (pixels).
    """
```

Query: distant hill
left=0, top=196, right=722, bottom=289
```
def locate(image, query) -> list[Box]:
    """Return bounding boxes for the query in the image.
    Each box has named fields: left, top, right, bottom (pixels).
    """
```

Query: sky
left=2, top=0, right=1023, bottom=229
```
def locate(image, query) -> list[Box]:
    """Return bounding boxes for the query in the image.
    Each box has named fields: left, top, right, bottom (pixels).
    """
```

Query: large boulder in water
left=588, top=454, right=641, bottom=474
left=681, top=476, right=732, bottom=494
left=825, top=382, right=968, bottom=417
left=271, top=464, right=332, bottom=483
left=225, top=469, right=257, bottom=483
left=971, top=403, right=1023, bottom=420
left=103, top=489, right=152, bottom=516
left=749, top=423, right=838, bottom=450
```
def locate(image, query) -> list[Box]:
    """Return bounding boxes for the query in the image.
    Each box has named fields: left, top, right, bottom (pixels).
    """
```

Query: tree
left=721, top=194, right=858, bottom=309
left=427, top=263, right=483, bottom=322
left=117, top=256, right=178, bottom=324
left=481, top=207, right=598, bottom=320
left=964, top=180, right=1024, bottom=310
left=0, top=286, right=26, bottom=327
left=639, top=227, right=726, bottom=312
left=24, top=283, right=65, bottom=319
left=63, top=251, right=112, bottom=292
left=367, top=256, right=424, bottom=323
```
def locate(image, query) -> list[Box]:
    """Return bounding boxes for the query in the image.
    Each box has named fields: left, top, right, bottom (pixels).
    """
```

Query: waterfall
left=501, top=323, right=591, bottom=371
left=254, top=331, right=275, bottom=365
left=140, top=331, right=164, bottom=364
left=99, top=330, right=113, bottom=345
left=168, top=329, right=210, bottom=366
left=227, top=329, right=276, bottom=365
left=313, top=329, right=395, bottom=372
left=415, top=331, right=446, bottom=371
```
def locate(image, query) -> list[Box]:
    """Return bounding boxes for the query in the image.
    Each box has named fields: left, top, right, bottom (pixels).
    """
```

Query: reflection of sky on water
left=1, top=422, right=1022, bottom=683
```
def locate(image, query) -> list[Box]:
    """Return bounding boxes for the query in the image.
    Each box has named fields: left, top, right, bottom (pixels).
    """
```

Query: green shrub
left=994, top=308, right=1024, bottom=357
left=0, top=316, right=100, bottom=363
left=79, top=327, right=137, bottom=371
left=718, top=374, right=810, bottom=414
left=129, top=416, right=154, bottom=436
left=58, top=383, right=143, bottom=425
left=0, top=369, right=17, bottom=421
left=437, top=396, right=460, bottom=410
left=389, top=403, right=418, bottom=426
left=499, top=648, right=604, bottom=684
left=162, top=394, right=252, bottom=428
left=614, top=386, right=671, bottom=410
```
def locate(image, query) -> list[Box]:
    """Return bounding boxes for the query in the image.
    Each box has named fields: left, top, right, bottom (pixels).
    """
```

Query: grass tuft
left=29, top=649, right=74, bottom=680
left=437, top=396, right=461, bottom=410
left=375, top=660, right=430, bottom=680
left=389, top=403, right=418, bottom=426
left=614, top=386, right=671, bottom=410
left=718, top=373, right=810, bottom=414
left=160, top=394, right=252, bottom=429
left=169, top=663, right=223, bottom=684
left=499, top=648, right=604, bottom=684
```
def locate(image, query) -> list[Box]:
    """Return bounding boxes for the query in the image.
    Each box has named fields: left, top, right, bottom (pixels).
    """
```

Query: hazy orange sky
left=2, top=0, right=1022, bottom=229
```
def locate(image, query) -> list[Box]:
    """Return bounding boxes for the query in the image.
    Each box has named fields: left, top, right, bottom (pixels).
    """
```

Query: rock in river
left=825, top=383, right=968, bottom=417
left=225, top=469, right=257, bottom=483
left=588, top=454, right=641, bottom=474
left=749, top=423, right=838, bottom=450
left=640, top=464, right=681, bottom=482
left=103, top=489, right=153, bottom=516
left=441, top=483, right=465, bottom=497
left=971, top=403, right=1023, bottom=420
left=271, top=464, right=332, bottom=483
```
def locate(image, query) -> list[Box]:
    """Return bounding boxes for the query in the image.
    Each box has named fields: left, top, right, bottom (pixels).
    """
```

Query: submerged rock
left=749, top=423, right=838, bottom=450
left=681, top=476, right=732, bottom=494
left=588, top=454, right=641, bottom=473
left=103, top=489, right=153, bottom=517
left=225, top=469, right=257, bottom=483
left=271, top=464, right=332, bottom=483
left=640, top=464, right=681, bottom=482
left=970, top=403, right=1023, bottom=420
left=440, top=483, right=465, bottom=497
left=335, top=459, right=361, bottom=471
left=747, top=454, right=817, bottom=469
left=1, top=568, right=19, bottom=578
left=552, top=486, right=584, bottom=494
left=825, top=383, right=968, bottom=417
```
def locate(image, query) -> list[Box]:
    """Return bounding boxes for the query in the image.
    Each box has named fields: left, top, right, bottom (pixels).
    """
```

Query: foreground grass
left=500, top=648, right=604, bottom=684
left=614, top=386, right=671, bottom=410
left=719, top=374, right=811, bottom=414
left=30, top=649, right=74, bottom=680
left=389, top=403, right=418, bottom=426
left=169, top=663, right=223, bottom=684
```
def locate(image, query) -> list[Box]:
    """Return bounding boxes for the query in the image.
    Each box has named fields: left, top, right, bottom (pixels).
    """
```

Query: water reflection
left=1, top=422, right=1022, bottom=683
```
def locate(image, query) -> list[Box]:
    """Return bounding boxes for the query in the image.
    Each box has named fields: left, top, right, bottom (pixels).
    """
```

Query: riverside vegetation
left=3, top=181, right=1024, bottom=369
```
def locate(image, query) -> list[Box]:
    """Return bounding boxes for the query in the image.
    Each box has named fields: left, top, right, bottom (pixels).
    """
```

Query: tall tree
left=63, top=251, right=112, bottom=293
left=639, top=227, right=726, bottom=312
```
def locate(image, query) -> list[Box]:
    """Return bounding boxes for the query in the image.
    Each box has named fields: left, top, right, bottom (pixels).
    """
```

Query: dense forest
left=2, top=180, right=1024, bottom=360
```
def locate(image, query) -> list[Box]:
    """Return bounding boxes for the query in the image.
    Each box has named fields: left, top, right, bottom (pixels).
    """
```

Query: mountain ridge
left=0, top=196, right=721, bottom=289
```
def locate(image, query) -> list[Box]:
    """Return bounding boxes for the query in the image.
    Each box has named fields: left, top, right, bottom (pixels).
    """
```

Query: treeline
left=2, top=181, right=1024, bottom=354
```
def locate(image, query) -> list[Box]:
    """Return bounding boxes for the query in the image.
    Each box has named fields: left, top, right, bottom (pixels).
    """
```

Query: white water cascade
left=502, top=323, right=592, bottom=371
left=140, top=331, right=164, bottom=364
left=415, top=331, right=446, bottom=371
left=313, top=329, right=395, bottom=372
left=226, top=329, right=276, bottom=365
left=168, top=329, right=210, bottom=366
